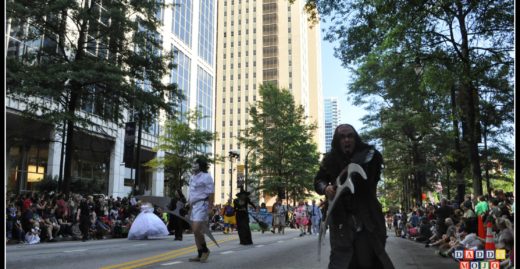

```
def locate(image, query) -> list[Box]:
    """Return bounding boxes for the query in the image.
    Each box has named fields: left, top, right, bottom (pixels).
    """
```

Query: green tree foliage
left=240, top=83, right=320, bottom=202
left=146, top=111, right=215, bottom=197
left=6, top=0, right=182, bottom=194
left=302, top=0, right=514, bottom=206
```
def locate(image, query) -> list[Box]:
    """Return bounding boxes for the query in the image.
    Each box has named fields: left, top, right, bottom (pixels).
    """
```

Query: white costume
left=188, top=172, right=214, bottom=222
left=128, top=203, right=169, bottom=240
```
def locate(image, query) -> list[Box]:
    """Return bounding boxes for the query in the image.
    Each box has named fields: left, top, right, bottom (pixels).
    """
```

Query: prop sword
left=136, top=195, right=220, bottom=247
left=317, top=163, right=367, bottom=260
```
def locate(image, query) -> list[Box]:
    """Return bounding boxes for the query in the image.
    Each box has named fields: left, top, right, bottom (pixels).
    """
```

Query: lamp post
left=244, top=148, right=255, bottom=192
left=229, top=150, right=240, bottom=198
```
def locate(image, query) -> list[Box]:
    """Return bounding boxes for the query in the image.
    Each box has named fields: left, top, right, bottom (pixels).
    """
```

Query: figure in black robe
left=314, top=124, right=395, bottom=269
left=234, top=188, right=256, bottom=245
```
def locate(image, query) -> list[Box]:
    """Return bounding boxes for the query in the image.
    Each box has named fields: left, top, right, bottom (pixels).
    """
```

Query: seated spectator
left=25, top=226, right=41, bottom=245
left=414, top=218, right=432, bottom=243
left=57, top=211, right=73, bottom=238
left=428, top=217, right=456, bottom=247
left=42, top=211, right=60, bottom=242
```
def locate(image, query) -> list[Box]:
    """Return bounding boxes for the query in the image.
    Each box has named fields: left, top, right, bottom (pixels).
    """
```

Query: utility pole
left=229, top=150, right=240, bottom=198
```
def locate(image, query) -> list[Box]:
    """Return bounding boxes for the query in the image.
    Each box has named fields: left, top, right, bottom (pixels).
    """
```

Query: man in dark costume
left=234, top=188, right=256, bottom=245
left=314, top=124, right=395, bottom=269
left=168, top=189, right=188, bottom=241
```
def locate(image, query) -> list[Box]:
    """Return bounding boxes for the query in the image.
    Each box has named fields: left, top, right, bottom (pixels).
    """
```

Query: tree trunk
left=62, top=90, right=79, bottom=195
left=457, top=6, right=483, bottom=196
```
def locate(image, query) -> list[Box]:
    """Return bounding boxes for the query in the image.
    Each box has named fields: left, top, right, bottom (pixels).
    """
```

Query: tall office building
left=324, top=97, right=340, bottom=153
left=6, top=1, right=217, bottom=197
left=214, top=0, right=324, bottom=205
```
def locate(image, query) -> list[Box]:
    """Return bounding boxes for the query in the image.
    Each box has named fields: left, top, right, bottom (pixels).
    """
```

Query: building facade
left=5, top=1, right=217, bottom=198
left=213, top=0, right=324, bottom=205
left=323, top=97, right=340, bottom=153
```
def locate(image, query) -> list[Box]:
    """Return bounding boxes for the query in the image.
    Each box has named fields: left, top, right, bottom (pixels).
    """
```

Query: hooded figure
left=234, top=188, right=256, bottom=245
left=314, top=124, right=395, bottom=269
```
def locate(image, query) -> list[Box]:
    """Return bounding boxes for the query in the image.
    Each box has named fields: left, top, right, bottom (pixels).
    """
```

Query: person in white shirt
left=187, top=158, right=214, bottom=263
left=310, top=200, right=323, bottom=235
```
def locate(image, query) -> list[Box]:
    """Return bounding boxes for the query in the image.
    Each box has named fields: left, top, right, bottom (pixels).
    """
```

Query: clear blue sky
left=320, top=23, right=366, bottom=131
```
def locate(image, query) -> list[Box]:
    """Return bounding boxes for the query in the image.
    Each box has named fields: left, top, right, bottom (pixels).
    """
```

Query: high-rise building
left=324, top=97, right=340, bottom=153
left=213, top=0, right=324, bottom=205
left=5, top=1, right=217, bottom=197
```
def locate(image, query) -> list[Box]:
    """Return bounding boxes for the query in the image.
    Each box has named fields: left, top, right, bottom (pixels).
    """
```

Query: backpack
left=224, top=205, right=235, bottom=216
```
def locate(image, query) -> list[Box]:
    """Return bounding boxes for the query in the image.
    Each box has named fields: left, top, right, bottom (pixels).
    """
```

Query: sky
left=319, top=23, right=367, bottom=132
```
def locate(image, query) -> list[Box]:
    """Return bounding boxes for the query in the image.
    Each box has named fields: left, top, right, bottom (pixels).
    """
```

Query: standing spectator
left=222, top=199, right=236, bottom=234
left=77, top=195, right=94, bottom=241
left=271, top=198, right=287, bottom=234
left=294, top=201, right=309, bottom=237
left=309, top=200, right=322, bottom=235
left=434, top=198, right=454, bottom=236
left=168, top=189, right=188, bottom=241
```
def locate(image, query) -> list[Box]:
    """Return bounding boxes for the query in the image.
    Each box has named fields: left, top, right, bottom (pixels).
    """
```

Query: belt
left=190, top=197, right=208, bottom=206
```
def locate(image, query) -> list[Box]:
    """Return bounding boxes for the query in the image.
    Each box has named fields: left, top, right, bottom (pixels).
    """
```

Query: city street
left=7, top=229, right=458, bottom=269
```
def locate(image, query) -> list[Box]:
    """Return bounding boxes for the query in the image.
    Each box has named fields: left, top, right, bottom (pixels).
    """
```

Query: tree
left=146, top=111, right=216, bottom=197
left=240, top=83, right=320, bottom=202
left=6, top=0, right=182, bottom=194
left=305, top=0, right=514, bottom=197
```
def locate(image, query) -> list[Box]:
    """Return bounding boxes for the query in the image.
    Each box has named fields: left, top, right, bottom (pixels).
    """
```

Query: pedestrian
left=168, top=189, right=188, bottom=241
left=314, top=123, right=394, bottom=269
left=222, top=199, right=236, bottom=234
left=271, top=198, right=287, bottom=234
left=309, top=200, right=322, bottom=235
left=234, top=188, right=256, bottom=245
left=294, top=201, right=309, bottom=236
left=187, top=157, right=215, bottom=263
left=76, top=195, right=95, bottom=242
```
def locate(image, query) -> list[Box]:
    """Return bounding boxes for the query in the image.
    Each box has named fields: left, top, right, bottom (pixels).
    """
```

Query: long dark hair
left=195, top=157, right=209, bottom=173
left=322, top=124, right=371, bottom=177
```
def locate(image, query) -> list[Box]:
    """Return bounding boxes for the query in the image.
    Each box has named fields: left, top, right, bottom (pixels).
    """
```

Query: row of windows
left=223, top=38, right=258, bottom=48
left=222, top=72, right=257, bottom=81
left=222, top=95, right=256, bottom=103
left=170, top=47, right=191, bottom=116
left=172, top=0, right=193, bottom=47
left=196, top=66, right=213, bottom=134
left=198, top=0, right=215, bottom=66
left=221, top=143, right=242, bottom=150
left=222, top=84, right=256, bottom=93
left=223, top=7, right=256, bottom=16
left=223, top=28, right=256, bottom=37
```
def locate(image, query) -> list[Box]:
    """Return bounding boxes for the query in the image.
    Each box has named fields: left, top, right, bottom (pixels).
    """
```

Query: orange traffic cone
left=477, top=215, right=485, bottom=239
left=484, top=221, right=495, bottom=250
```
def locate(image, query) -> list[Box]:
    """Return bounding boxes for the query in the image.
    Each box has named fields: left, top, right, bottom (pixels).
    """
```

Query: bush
left=34, top=175, right=58, bottom=193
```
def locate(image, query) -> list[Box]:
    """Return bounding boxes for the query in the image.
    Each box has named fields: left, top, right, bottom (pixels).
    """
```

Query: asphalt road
left=6, top=229, right=458, bottom=269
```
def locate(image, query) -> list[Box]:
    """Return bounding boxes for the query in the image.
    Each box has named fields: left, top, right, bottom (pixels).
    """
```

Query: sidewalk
left=386, top=232, right=459, bottom=269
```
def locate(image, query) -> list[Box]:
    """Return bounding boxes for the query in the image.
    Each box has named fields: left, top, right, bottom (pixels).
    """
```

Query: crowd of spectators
left=6, top=191, right=318, bottom=245
left=386, top=189, right=514, bottom=269
left=6, top=191, right=145, bottom=244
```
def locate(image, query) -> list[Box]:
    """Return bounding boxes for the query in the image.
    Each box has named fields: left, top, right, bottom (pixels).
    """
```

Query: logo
left=458, top=249, right=505, bottom=269
left=464, top=249, right=475, bottom=260
left=475, top=250, right=485, bottom=260
left=460, top=261, right=469, bottom=269
left=495, top=249, right=506, bottom=260
left=485, top=250, right=495, bottom=259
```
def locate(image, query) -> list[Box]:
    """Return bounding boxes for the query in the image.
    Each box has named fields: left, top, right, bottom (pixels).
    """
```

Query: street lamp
left=244, top=148, right=255, bottom=192
left=229, top=150, right=240, bottom=198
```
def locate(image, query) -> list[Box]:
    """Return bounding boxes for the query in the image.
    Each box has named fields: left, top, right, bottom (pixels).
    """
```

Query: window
left=172, top=0, right=193, bottom=47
